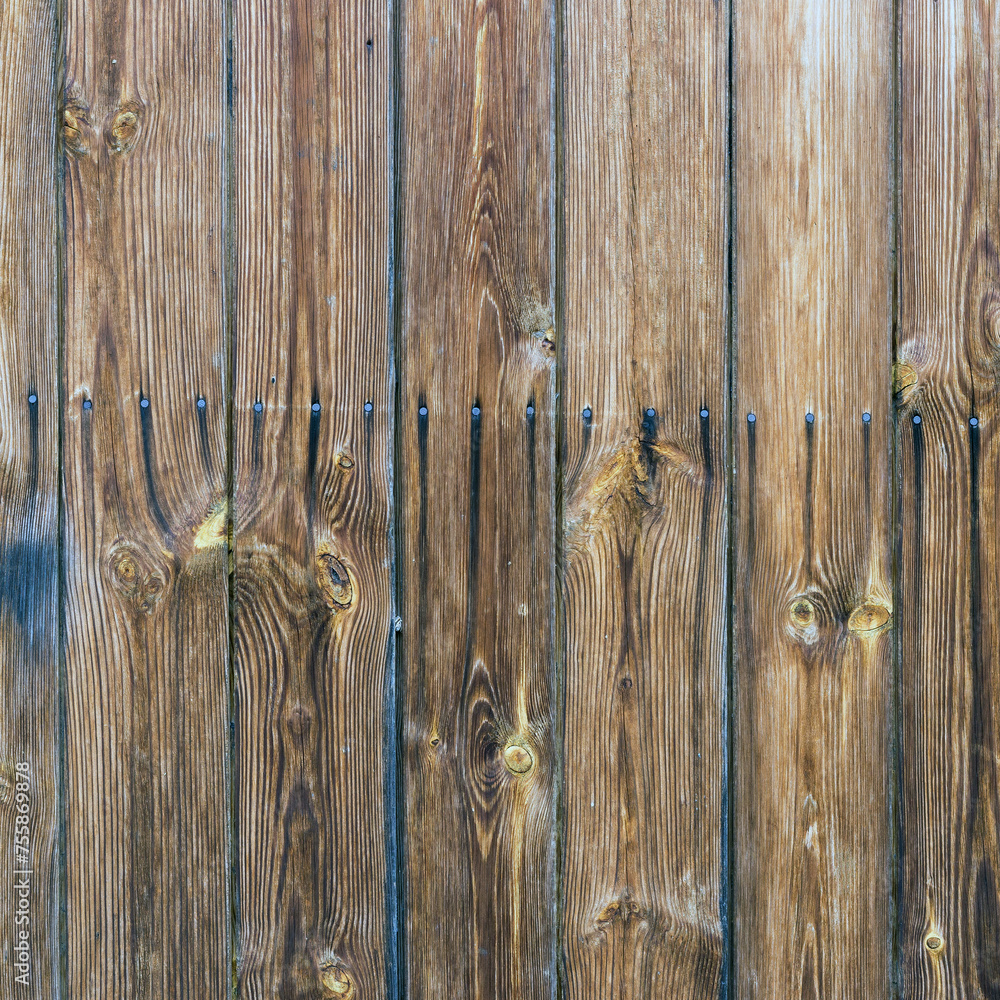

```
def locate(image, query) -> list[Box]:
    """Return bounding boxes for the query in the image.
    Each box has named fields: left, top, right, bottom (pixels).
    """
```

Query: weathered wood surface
left=231, top=0, right=394, bottom=995
left=898, top=3, right=1000, bottom=995
left=396, top=0, right=557, bottom=996
left=561, top=1, right=730, bottom=996
left=0, top=2, right=59, bottom=997
left=5, top=3, right=1000, bottom=996
left=732, top=0, right=895, bottom=997
left=61, top=0, right=231, bottom=994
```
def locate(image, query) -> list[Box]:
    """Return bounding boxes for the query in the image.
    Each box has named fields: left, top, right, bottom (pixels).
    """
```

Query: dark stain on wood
left=138, top=397, right=172, bottom=540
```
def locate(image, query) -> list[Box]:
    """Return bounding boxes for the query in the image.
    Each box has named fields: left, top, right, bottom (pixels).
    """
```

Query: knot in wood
left=893, top=361, right=918, bottom=404
left=789, top=597, right=815, bottom=629
left=337, top=452, right=355, bottom=471
left=595, top=895, right=642, bottom=929
left=503, top=742, right=533, bottom=774
left=284, top=703, right=313, bottom=742
left=108, top=541, right=169, bottom=614
left=0, top=764, right=12, bottom=806
left=319, top=963, right=355, bottom=998
left=924, top=933, right=943, bottom=954
left=785, top=593, right=836, bottom=646
left=848, top=602, right=891, bottom=633
left=317, top=552, right=354, bottom=611
left=193, top=501, right=227, bottom=550
left=106, top=105, right=142, bottom=154
left=62, top=95, right=92, bottom=156
left=532, top=326, right=556, bottom=355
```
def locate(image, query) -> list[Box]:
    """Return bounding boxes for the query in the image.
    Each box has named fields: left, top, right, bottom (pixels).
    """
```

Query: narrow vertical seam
left=552, top=0, right=566, bottom=990
left=54, top=0, right=68, bottom=994
left=723, top=0, right=736, bottom=997
left=890, top=0, right=903, bottom=993
left=224, top=0, right=238, bottom=993
left=389, top=0, right=406, bottom=991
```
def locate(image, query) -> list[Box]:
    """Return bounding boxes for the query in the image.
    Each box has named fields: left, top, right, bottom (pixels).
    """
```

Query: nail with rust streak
left=319, top=963, right=355, bottom=998
left=503, top=742, right=533, bottom=775
left=848, top=603, right=891, bottom=634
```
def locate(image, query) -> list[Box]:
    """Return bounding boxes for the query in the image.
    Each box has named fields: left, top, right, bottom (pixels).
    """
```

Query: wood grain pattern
left=898, top=3, right=1000, bottom=995
left=732, top=1, right=894, bottom=996
left=560, top=2, right=730, bottom=996
left=61, top=0, right=230, bottom=994
left=396, top=0, right=557, bottom=996
left=0, top=2, right=60, bottom=997
left=231, top=1, right=394, bottom=996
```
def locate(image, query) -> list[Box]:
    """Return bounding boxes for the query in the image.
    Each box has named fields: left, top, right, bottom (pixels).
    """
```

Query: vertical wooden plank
left=732, top=1, right=894, bottom=997
left=898, top=4, right=1000, bottom=995
left=560, top=2, right=729, bottom=997
left=397, top=0, right=556, bottom=995
left=0, top=2, right=59, bottom=997
left=231, top=0, right=394, bottom=995
left=61, top=0, right=230, bottom=994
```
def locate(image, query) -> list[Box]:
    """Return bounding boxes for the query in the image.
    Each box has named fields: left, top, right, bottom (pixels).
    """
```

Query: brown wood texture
left=396, top=0, right=557, bottom=996
left=560, top=1, right=730, bottom=997
left=61, top=0, right=231, bottom=994
left=898, top=3, right=1000, bottom=995
left=231, top=0, right=394, bottom=996
left=0, top=2, right=60, bottom=997
left=732, top=0, right=895, bottom=997
left=8, top=4, right=1000, bottom=996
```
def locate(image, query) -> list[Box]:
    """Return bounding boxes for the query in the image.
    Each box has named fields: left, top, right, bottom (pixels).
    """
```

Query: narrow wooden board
left=0, top=2, right=60, bottom=996
left=732, top=1, right=894, bottom=996
left=560, top=2, right=730, bottom=996
left=61, top=0, right=230, bottom=993
left=231, top=1, right=394, bottom=996
left=897, top=4, right=1000, bottom=994
left=396, top=0, right=557, bottom=996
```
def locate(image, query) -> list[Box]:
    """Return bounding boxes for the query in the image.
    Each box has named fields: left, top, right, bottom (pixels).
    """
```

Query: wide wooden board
left=231, top=1, right=394, bottom=995
left=897, top=3, right=1000, bottom=995
left=396, top=0, right=557, bottom=995
left=61, top=0, right=230, bottom=993
left=560, top=1, right=730, bottom=996
left=0, top=1, right=60, bottom=996
left=732, top=0, right=895, bottom=996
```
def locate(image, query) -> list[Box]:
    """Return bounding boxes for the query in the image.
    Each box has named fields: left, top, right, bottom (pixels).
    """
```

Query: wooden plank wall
left=1, top=0, right=999, bottom=997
